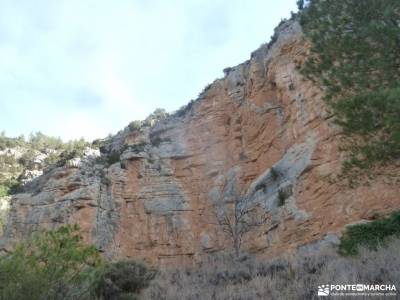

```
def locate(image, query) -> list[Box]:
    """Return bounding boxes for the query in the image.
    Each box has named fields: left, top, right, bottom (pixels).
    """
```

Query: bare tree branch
left=211, top=178, right=268, bottom=257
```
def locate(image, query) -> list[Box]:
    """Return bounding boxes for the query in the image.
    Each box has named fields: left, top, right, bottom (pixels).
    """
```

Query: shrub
left=270, top=167, right=280, bottom=181
left=55, top=140, right=90, bottom=167
left=223, top=67, right=232, bottom=75
left=18, top=149, right=38, bottom=169
left=143, top=238, right=400, bottom=300
left=7, top=179, right=22, bottom=195
left=339, top=212, right=400, bottom=256
left=174, top=100, right=196, bottom=118
left=0, top=179, right=21, bottom=196
left=277, top=189, right=288, bottom=206
left=199, top=83, right=212, bottom=97
left=44, top=151, right=63, bottom=167
left=0, top=196, right=9, bottom=235
left=0, top=185, right=8, bottom=198
left=0, top=132, right=25, bottom=150
left=296, top=0, right=305, bottom=10
left=129, top=121, right=142, bottom=132
left=94, top=260, right=156, bottom=300
left=144, top=108, right=168, bottom=125
left=107, top=151, right=121, bottom=165
left=0, top=132, right=93, bottom=197
left=0, top=224, right=102, bottom=300
left=28, top=132, right=64, bottom=153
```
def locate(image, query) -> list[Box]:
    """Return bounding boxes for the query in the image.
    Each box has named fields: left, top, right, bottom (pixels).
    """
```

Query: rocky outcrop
left=1, top=20, right=399, bottom=264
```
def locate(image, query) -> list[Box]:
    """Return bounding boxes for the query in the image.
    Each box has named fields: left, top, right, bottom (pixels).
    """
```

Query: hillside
left=1, top=17, right=399, bottom=265
left=1, top=1, right=400, bottom=298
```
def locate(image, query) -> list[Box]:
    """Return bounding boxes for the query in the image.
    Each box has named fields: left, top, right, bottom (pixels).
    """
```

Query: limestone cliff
left=1, top=20, right=399, bottom=264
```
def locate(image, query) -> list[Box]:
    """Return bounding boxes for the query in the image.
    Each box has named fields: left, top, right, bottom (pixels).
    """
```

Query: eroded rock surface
left=1, top=20, right=399, bottom=264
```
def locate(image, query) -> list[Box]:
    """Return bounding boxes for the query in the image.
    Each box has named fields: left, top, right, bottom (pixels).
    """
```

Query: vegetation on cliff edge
left=339, top=211, right=400, bottom=256
left=0, top=132, right=91, bottom=197
left=299, top=0, right=400, bottom=173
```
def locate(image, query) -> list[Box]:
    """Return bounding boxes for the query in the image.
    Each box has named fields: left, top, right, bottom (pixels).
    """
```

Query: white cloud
left=0, top=0, right=298, bottom=141
left=53, top=112, right=107, bottom=141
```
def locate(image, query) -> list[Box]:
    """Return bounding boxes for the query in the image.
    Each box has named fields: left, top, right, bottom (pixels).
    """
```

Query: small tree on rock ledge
left=213, top=180, right=268, bottom=258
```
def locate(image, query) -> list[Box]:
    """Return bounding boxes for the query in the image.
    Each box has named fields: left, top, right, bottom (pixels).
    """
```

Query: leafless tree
left=214, top=183, right=268, bottom=258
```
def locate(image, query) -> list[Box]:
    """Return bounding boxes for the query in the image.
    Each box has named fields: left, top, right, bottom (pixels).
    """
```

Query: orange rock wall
left=2, top=21, right=399, bottom=265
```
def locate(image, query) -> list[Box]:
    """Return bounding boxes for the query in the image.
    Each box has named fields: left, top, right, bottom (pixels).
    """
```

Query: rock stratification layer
left=1, top=20, right=399, bottom=264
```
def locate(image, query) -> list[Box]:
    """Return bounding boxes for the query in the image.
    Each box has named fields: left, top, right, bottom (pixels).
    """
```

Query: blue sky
left=0, top=0, right=297, bottom=141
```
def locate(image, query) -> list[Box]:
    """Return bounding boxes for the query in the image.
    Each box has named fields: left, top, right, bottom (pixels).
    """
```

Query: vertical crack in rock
left=92, top=166, right=122, bottom=259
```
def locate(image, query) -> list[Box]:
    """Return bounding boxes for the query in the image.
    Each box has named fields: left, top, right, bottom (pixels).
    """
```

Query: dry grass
left=143, top=238, right=400, bottom=300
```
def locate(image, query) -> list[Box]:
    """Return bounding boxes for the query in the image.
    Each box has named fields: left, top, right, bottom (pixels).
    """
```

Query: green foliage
left=299, top=0, right=400, bottom=171
left=0, top=150, right=23, bottom=196
left=107, top=151, right=121, bottom=165
left=199, top=83, right=212, bottom=97
left=0, top=224, right=102, bottom=300
left=148, top=108, right=168, bottom=120
left=277, top=189, right=287, bottom=207
left=336, top=88, right=400, bottom=166
left=0, top=185, right=8, bottom=198
left=7, top=180, right=22, bottom=195
left=27, top=132, right=64, bottom=153
left=296, top=0, right=304, bottom=10
left=143, top=108, right=168, bottom=127
left=175, top=99, right=196, bottom=117
left=128, top=120, right=142, bottom=132
left=18, top=149, right=38, bottom=169
left=223, top=67, right=232, bottom=75
left=270, top=167, right=280, bottom=181
left=53, top=138, right=90, bottom=167
left=0, top=178, right=21, bottom=196
left=339, top=212, right=400, bottom=256
left=94, top=260, right=156, bottom=300
left=0, top=132, right=25, bottom=150
left=0, top=131, right=91, bottom=171
left=0, top=131, right=73, bottom=154
left=0, top=198, right=9, bottom=235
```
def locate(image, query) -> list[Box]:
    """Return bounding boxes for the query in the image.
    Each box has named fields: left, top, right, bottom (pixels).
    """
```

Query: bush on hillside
left=339, top=212, right=400, bottom=255
left=0, top=132, right=25, bottom=150
left=142, top=108, right=169, bottom=127
left=129, top=120, right=142, bottom=132
left=0, top=186, right=7, bottom=198
left=0, top=178, right=21, bottom=197
left=27, top=132, right=64, bottom=153
left=94, top=260, right=156, bottom=300
left=143, top=238, right=400, bottom=300
left=107, top=151, right=121, bottom=165
left=0, top=224, right=102, bottom=300
left=0, top=131, right=92, bottom=171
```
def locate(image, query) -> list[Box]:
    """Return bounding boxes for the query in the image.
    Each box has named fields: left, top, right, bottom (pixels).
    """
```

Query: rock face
left=1, top=20, right=399, bottom=264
